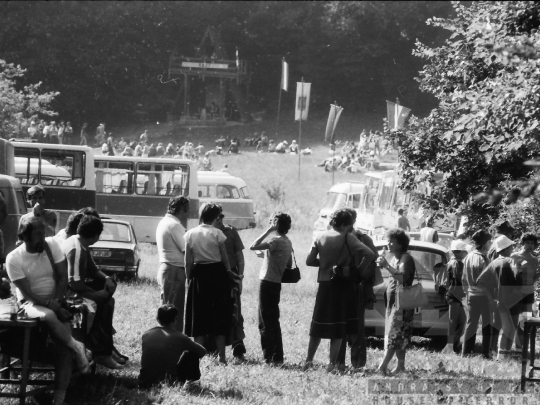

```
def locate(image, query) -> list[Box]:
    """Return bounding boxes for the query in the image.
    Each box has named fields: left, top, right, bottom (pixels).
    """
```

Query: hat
left=494, top=235, right=515, bottom=252
left=471, top=230, right=491, bottom=247
left=450, top=240, right=468, bottom=251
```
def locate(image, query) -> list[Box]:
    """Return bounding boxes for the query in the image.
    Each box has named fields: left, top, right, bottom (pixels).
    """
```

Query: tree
left=388, top=1, right=540, bottom=232
left=0, top=59, right=58, bottom=139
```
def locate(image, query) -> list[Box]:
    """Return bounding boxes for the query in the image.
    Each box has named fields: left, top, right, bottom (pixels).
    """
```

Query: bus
left=197, top=171, right=256, bottom=229
left=93, top=155, right=199, bottom=243
left=0, top=139, right=96, bottom=230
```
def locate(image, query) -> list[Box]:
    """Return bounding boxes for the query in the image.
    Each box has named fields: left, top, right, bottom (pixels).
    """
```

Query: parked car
left=365, top=240, right=450, bottom=342
left=89, top=219, right=140, bottom=280
left=408, top=231, right=454, bottom=251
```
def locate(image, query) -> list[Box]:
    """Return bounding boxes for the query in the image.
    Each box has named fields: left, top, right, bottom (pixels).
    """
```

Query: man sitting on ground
left=7, top=217, right=89, bottom=405
left=138, top=304, right=206, bottom=388
left=62, top=215, right=124, bottom=369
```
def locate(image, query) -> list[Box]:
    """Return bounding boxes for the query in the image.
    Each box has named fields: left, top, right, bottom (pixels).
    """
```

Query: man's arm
left=66, top=250, right=109, bottom=302
left=53, top=259, right=68, bottom=302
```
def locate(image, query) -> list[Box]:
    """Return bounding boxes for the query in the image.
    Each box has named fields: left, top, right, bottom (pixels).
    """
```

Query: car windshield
left=323, top=192, right=346, bottom=210
left=378, top=246, right=446, bottom=281
left=100, top=222, right=132, bottom=243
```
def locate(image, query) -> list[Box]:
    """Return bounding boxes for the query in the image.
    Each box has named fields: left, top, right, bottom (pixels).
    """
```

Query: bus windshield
left=323, top=192, right=346, bottom=210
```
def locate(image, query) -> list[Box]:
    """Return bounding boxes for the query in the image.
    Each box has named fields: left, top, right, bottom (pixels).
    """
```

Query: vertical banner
left=386, top=100, right=411, bottom=130
left=295, top=82, right=311, bottom=121
left=325, top=104, right=343, bottom=143
left=281, top=59, right=289, bottom=92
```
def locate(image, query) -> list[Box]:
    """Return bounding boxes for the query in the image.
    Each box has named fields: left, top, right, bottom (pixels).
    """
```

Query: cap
left=495, top=235, right=515, bottom=252
left=450, top=240, right=468, bottom=251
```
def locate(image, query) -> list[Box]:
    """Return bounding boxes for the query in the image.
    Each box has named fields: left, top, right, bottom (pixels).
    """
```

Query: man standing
left=397, top=209, right=411, bottom=232
left=7, top=217, right=89, bottom=405
left=156, top=196, right=190, bottom=332
left=420, top=216, right=439, bottom=243
left=487, top=220, right=515, bottom=262
left=27, top=121, right=38, bottom=140
left=19, top=186, right=58, bottom=237
left=461, top=229, right=492, bottom=358
left=80, top=123, right=88, bottom=145
left=215, top=211, right=246, bottom=360
left=63, top=215, right=124, bottom=368
left=140, top=130, right=149, bottom=143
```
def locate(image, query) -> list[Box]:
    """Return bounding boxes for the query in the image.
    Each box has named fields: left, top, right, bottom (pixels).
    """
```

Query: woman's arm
left=218, top=242, right=232, bottom=273
left=306, top=246, right=320, bottom=267
left=250, top=226, right=275, bottom=250
left=185, top=243, right=194, bottom=279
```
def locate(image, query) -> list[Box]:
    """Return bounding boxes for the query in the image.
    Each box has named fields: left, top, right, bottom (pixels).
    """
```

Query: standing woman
left=184, top=203, right=237, bottom=364
left=250, top=212, right=293, bottom=364
left=304, top=209, right=374, bottom=370
left=376, top=228, right=415, bottom=375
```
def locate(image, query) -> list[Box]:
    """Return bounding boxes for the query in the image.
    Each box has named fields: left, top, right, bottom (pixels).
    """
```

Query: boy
left=397, top=209, right=410, bottom=232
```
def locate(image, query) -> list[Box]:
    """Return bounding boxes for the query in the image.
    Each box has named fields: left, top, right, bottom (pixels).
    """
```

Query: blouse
left=185, top=224, right=226, bottom=264
left=258, top=234, right=292, bottom=283
left=386, top=253, right=415, bottom=302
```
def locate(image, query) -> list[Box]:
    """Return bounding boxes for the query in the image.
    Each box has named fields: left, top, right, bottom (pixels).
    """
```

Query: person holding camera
left=304, top=209, right=374, bottom=371
left=7, top=217, right=89, bottom=405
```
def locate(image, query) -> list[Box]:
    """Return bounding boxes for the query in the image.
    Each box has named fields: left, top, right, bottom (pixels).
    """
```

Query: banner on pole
left=325, top=104, right=343, bottom=143
left=295, top=82, right=311, bottom=121
left=281, top=59, right=289, bottom=92
left=386, top=101, right=411, bottom=130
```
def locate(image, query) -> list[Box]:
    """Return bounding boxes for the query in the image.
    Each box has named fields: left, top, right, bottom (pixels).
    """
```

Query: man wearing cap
left=476, top=235, right=519, bottom=360
left=156, top=196, right=190, bottom=332
left=214, top=211, right=246, bottom=360
left=442, top=240, right=469, bottom=353
left=461, top=229, right=492, bottom=358
left=487, top=220, right=515, bottom=262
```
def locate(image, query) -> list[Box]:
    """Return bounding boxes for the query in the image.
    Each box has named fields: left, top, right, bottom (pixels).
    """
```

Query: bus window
left=351, top=194, right=361, bottom=209
left=240, top=186, right=250, bottom=199
left=40, top=149, right=86, bottom=187
left=136, top=163, right=189, bottom=196
left=14, top=149, right=40, bottom=186
left=393, top=188, right=406, bottom=210
left=216, top=185, right=240, bottom=199
left=94, top=161, right=134, bottom=194
left=380, top=177, right=394, bottom=210
left=365, top=181, right=380, bottom=211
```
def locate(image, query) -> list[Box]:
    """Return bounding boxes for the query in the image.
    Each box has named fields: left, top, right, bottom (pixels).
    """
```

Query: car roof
left=374, top=239, right=449, bottom=254
left=100, top=218, right=132, bottom=227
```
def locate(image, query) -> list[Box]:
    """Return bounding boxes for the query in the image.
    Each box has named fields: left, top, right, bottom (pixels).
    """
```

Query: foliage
left=0, top=59, right=58, bottom=139
left=387, top=1, right=540, bottom=232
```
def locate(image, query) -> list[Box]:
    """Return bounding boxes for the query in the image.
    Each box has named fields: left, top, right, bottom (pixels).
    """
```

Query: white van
left=197, top=172, right=256, bottom=229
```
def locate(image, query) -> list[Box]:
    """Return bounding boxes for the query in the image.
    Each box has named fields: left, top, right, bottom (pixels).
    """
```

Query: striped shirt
left=61, top=235, right=99, bottom=282
left=461, top=249, right=488, bottom=296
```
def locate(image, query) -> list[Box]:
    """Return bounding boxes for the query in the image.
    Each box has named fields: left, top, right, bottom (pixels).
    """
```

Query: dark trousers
left=258, top=280, right=283, bottom=363
left=85, top=279, right=115, bottom=356
left=462, top=295, right=493, bottom=356
left=337, top=284, right=366, bottom=367
left=177, top=351, right=201, bottom=384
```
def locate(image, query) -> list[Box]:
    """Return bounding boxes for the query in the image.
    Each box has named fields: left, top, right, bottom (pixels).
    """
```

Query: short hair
left=272, top=212, right=292, bottom=235
left=157, top=304, right=178, bottom=325
left=343, top=207, right=357, bottom=222
left=386, top=228, right=410, bottom=252
left=65, top=207, right=100, bottom=236
left=200, top=203, right=222, bottom=224
left=18, top=216, right=45, bottom=240
left=398, top=208, right=404, bottom=216
left=27, top=185, right=45, bottom=199
left=77, top=215, right=103, bottom=238
left=520, top=233, right=538, bottom=247
left=167, top=196, right=190, bottom=215
left=329, top=209, right=354, bottom=229
left=471, top=229, right=491, bottom=248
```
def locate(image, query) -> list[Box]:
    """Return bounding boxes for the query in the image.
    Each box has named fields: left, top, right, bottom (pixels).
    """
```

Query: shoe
left=112, top=351, right=128, bottom=365
left=71, top=340, right=89, bottom=374
left=302, top=361, right=313, bottom=372
left=94, top=355, right=123, bottom=369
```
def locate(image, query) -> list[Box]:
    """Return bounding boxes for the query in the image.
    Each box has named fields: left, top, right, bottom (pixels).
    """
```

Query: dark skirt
left=185, top=262, right=233, bottom=337
left=309, top=280, right=359, bottom=339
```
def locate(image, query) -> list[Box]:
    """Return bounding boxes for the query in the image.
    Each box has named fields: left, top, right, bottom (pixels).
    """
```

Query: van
left=197, top=172, right=256, bottom=229
left=0, top=175, right=27, bottom=265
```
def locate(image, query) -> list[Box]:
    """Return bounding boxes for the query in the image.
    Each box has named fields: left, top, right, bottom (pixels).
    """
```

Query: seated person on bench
left=62, top=215, right=125, bottom=369
left=6, top=217, right=89, bottom=405
left=138, top=304, right=206, bottom=388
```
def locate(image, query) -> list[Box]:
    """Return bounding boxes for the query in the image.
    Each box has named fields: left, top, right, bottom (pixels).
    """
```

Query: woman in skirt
left=376, top=228, right=415, bottom=375
left=304, top=209, right=374, bottom=371
left=185, top=203, right=238, bottom=364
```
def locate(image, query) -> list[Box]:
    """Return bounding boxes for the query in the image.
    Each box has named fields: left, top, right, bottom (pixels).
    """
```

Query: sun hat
left=450, top=240, right=469, bottom=251
left=494, top=235, right=515, bottom=252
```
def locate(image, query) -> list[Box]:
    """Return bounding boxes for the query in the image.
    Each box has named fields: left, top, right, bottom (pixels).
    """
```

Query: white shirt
left=156, top=214, right=186, bottom=266
left=6, top=237, right=64, bottom=301
left=185, top=224, right=226, bottom=264
left=420, top=227, right=436, bottom=242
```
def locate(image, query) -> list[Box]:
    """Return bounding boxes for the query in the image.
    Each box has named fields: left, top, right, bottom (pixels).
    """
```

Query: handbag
left=396, top=258, right=428, bottom=310
left=331, top=234, right=356, bottom=282
left=281, top=248, right=301, bottom=283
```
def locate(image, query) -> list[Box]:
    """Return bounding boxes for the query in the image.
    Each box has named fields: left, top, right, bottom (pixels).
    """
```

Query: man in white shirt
left=156, top=196, right=190, bottom=332
left=6, top=217, right=89, bottom=405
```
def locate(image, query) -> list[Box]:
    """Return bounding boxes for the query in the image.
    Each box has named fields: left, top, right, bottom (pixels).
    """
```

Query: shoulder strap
left=290, top=246, right=298, bottom=268
left=43, top=241, right=59, bottom=280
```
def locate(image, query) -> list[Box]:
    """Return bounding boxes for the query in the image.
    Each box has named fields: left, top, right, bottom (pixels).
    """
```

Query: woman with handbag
left=304, top=209, right=374, bottom=371
left=249, top=212, right=293, bottom=364
left=376, top=228, right=415, bottom=375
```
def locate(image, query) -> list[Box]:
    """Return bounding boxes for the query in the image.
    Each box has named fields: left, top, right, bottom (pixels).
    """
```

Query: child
left=397, top=208, right=410, bottom=232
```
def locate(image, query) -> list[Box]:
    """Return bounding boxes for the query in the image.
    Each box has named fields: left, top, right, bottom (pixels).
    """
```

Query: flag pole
left=275, top=58, right=284, bottom=137
left=298, top=78, right=304, bottom=181
left=332, top=100, right=336, bottom=187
